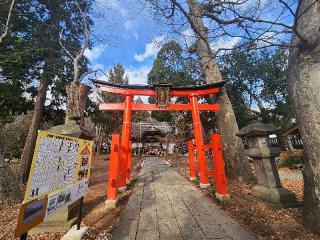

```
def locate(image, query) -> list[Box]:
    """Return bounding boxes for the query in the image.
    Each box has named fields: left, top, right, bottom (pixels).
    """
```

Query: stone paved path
left=279, top=170, right=303, bottom=181
left=112, top=157, right=255, bottom=240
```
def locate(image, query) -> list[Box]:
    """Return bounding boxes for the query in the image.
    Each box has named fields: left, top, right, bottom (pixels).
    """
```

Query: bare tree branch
left=59, top=29, right=75, bottom=59
left=0, top=0, right=16, bottom=44
left=146, top=0, right=301, bottom=53
left=171, top=0, right=214, bottom=55
left=80, top=68, right=108, bottom=82
left=59, top=0, right=90, bottom=84
left=279, top=0, right=296, bottom=16
left=74, top=0, right=89, bottom=64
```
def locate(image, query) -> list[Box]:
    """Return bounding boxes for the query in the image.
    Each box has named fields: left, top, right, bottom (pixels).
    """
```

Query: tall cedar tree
left=15, top=0, right=93, bottom=182
left=93, top=64, right=129, bottom=154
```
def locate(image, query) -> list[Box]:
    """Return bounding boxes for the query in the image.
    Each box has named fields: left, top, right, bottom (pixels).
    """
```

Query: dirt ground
left=0, top=154, right=142, bottom=240
left=1, top=154, right=319, bottom=240
left=169, top=155, right=320, bottom=240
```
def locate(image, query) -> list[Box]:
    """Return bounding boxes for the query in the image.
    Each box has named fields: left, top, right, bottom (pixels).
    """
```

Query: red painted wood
left=170, top=88, right=220, bottom=96
left=119, top=95, right=133, bottom=189
left=211, top=133, right=229, bottom=196
left=99, top=103, right=221, bottom=111
left=126, top=141, right=132, bottom=184
left=107, top=134, right=120, bottom=200
left=190, top=96, right=209, bottom=186
left=188, top=140, right=197, bottom=179
left=100, top=86, right=156, bottom=96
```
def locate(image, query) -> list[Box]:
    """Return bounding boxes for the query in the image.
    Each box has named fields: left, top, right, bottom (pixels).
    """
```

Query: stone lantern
left=237, top=118, right=298, bottom=208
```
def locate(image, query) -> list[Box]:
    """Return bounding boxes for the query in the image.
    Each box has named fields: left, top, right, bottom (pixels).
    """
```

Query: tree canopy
left=221, top=47, right=292, bottom=128
left=148, top=40, right=202, bottom=124
left=92, top=64, right=129, bottom=151
left=0, top=0, right=94, bottom=122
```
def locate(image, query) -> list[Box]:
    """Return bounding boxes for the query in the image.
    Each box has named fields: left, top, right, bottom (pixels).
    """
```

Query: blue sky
left=84, top=0, right=294, bottom=87
left=84, top=0, right=168, bottom=86
left=83, top=0, right=294, bottom=107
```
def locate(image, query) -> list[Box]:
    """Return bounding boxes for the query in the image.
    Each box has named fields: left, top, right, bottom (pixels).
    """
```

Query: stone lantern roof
left=237, top=119, right=279, bottom=137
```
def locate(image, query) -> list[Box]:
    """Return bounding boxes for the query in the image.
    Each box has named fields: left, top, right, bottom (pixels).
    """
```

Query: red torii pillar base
left=106, top=134, right=121, bottom=208
left=188, top=140, right=197, bottom=181
left=211, top=133, right=230, bottom=201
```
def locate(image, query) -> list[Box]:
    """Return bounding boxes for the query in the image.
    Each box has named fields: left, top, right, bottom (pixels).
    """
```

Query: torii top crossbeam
left=93, top=79, right=226, bottom=191
left=93, top=79, right=225, bottom=112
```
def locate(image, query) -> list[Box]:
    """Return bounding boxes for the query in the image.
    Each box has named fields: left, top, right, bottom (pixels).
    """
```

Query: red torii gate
left=93, top=80, right=229, bottom=204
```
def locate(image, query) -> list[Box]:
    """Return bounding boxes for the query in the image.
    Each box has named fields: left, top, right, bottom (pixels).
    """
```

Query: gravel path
left=279, top=170, right=303, bottom=181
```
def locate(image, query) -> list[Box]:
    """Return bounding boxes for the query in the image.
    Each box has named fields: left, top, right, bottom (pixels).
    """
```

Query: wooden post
left=210, top=133, right=229, bottom=201
left=106, top=134, right=120, bottom=202
left=188, top=140, right=197, bottom=181
left=77, top=196, right=84, bottom=230
left=20, top=232, right=28, bottom=240
left=190, top=96, right=209, bottom=188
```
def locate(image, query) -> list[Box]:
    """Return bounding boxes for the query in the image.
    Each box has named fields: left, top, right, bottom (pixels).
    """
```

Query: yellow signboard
left=24, top=131, right=93, bottom=202
left=15, top=131, right=93, bottom=237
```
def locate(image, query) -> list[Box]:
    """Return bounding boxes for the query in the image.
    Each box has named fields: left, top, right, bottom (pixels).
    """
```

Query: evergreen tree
left=0, top=0, right=95, bottom=181
left=220, top=47, right=292, bottom=128
left=148, top=41, right=201, bottom=124
left=132, top=97, right=150, bottom=123
left=92, top=64, right=129, bottom=153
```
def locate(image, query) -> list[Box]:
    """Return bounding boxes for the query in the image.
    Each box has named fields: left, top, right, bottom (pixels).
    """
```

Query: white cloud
left=134, top=32, right=139, bottom=40
left=96, top=0, right=120, bottom=11
left=210, top=37, right=241, bottom=52
left=89, top=88, right=101, bottom=104
left=87, top=65, right=152, bottom=104
left=239, top=0, right=268, bottom=11
left=134, top=35, right=166, bottom=62
left=182, top=28, right=195, bottom=45
left=84, top=44, right=107, bottom=61
left=124, top=20, right=134, bottom=30
left=126, top=65, right=151, bottom=85
left=120, top=8, right=128, bottom=17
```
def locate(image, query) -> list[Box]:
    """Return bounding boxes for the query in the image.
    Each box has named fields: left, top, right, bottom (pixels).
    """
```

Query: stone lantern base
left=247, top=185, right=300, bottom=208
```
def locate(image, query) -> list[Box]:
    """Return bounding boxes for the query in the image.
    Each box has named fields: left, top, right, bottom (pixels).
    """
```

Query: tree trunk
left=186, top=0, right=254, bottom=182
left=288, top=0, right=320, bottom=234
left=20, top=79, right=49, bottom=183
left=65, top=81, right=80, bottom=123
left=96, top=143, right=101, bottom=155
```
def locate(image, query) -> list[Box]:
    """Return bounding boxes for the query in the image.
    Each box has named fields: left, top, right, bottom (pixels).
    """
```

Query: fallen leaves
left=1, top=155, right=142, bottom=240
left=169, top=154, right=320, bottom=240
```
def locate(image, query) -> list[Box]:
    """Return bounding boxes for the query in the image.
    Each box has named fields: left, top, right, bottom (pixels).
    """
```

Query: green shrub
left=0, top=113, right=54, bottom=160
left=0, top=114, right=30, bottom=159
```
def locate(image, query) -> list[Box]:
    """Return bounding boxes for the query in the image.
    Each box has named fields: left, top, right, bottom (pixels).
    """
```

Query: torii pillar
left=118, top=95, right=133, bottom=191
left=190, top=96, right=209, bottom=188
